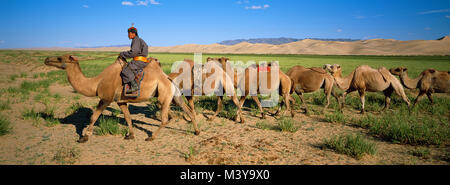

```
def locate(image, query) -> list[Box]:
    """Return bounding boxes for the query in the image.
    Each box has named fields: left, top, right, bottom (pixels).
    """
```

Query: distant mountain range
left=78, top=44, right=129, bottom=48
left=218, top=37, right=361, bottom=45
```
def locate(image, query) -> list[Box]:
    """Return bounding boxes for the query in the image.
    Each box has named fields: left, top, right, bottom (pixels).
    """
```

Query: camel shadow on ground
left=55, top=104, right=194, bottom=140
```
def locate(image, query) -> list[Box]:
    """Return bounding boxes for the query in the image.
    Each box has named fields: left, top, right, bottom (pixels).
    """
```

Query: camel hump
left=377, top=67, right=390, bottom=82
left=309, top=67, right=327, bottom=74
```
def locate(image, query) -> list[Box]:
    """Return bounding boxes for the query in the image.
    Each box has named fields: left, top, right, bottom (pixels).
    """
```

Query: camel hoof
left=145, top=137, right=154, bottom=141
left=360, top=110, right=365, bottom=114
left=77, top=136, right=89, bottom=143
left=194, top=130, right=201, bottom=136
left=124, top=134, right=135, bottom=140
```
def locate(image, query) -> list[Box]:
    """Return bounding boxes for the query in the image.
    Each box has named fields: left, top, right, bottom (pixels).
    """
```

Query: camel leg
left=426, top=91, right=433, bottom=104
left=147, top=99, right=171, bottom=141
left=392, top=82, right=411, bottom=108
left=283, top=93, right=293, bottom=117
left=117, top=102, right=135, bottom=140
left=298, top=92, right=309, bottom=114
left=182, top=96, right=195, bottom=121
left=382, top=88, right=394, bottom=112
left=78, top=99, right=111, bottom=143
left=323, top=87, right=333, bottom=113
left=413, top=91, right=426, bottom=108
left=251, top=96, right=265, bottom=119
left=207, top=96, right=223, bottom=121
left=331, top=88, right=340, bottom=111
left=232, top=95, right=245, bottom=123
left=358, top=89, right=366, bottom=114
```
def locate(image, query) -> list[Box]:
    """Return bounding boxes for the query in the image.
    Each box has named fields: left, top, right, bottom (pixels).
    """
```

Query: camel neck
left=334, top=70, right=353, bottom=90
left=65, top=63, right=99, bottom=97
left=400, top=72, right=420, bottom=89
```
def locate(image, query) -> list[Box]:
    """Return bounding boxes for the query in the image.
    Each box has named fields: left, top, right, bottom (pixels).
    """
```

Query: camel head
left=324, top=64, right=341, bottom=76
left=44, top=54, right=78, bottom=69
left=389, top=67, right=407, bottom=76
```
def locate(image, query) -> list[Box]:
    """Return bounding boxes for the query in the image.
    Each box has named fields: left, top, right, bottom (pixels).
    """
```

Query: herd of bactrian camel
left=43, top=54, right=450, bottom=143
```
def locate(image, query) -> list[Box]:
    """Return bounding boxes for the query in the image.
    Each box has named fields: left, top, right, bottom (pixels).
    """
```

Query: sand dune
left=21, top=36, right=450, bottom=56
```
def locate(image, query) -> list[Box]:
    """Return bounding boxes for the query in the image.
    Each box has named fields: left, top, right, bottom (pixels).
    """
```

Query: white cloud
left=122, top=0, right=160, bottom=6
left=237, top=0, right=249, bottom=4
left=418, top=8, right=450, bottom=15
left=0, top=40, right=4, bottom=44
left=355, top=15, right=366, bottom=19
left=245, top=4, right=270, bottom=10
left=82, top=5, right=89, bottom=8
left=424, top=27, right=432, bottom=31
left=446, top=15, right=450, bottom=18
left=122, top=1, right=134, bottom=6
left=337, top=29, right=343, bottom=33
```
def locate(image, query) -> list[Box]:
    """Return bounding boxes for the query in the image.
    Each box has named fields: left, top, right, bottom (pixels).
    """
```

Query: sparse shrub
left=94, top=116, right=128, bottom=136
left=324, top=134, right=376, bottom=159
left=0, top=114, right=12, bottom=136
left=276, top=117, right=299, bottom=132
left=53, top=146, right=81, bottom=165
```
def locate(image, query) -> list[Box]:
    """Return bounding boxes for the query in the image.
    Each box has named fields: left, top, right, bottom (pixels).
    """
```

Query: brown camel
left=168, top=58, right=244, bottom=123
left=286, top=65, right=340, bottom=113
left=44, top=54, right=199, bottom=143
left=236, top=62, right=294, bottom=118
left=324, top=64, right=411, bottom=114
left=212, top=57, right=293, bottom=118
left=389, top=67, right=450, bottom=106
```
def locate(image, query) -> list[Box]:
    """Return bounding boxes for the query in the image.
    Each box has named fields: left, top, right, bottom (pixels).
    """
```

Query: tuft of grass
left=324, top=134, right=377, bottom=159
left=22, top=108, right=41, bottom=126
left=66, top=102, right=84, bottom=115
left=0, top=100, right=11, bottom=111
left=94, top=116, right=128, bottom=136
left=324, top=110, right=347, bottom=123
left=19, top=72, right=27, bottom=78
left=409, top=147, right=431, bottom=159
left=355, top=111, right=449, bottom=146
left=255, top=120, right=275, bottom=130
left=276, top=116, right=299, bottom=132
left=0, top=114, right=12, bottom=136
left=53, top=146, right=81, bottom=165
left=183, top=145, right=198, bottom=161
left=9, top=74, right=18, bottom=81
left=44, top=117, right=60, bottom=127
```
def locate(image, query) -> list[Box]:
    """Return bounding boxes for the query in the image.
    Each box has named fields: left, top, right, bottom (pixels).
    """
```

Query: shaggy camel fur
left=287, top=65, right=340, bottom=113
left=44, top=54, right=199, bottom=143
left=389, top=67, right=450, bottom=106
left=324, top=64, right=411, bottom=114
left=168, top=58, right=244, bottom=123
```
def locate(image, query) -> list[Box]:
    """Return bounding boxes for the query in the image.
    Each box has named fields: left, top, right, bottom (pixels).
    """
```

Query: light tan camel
left=324, top=64, right=411, bottom=114
left=389, top=67, right=450, bottom=106
left=168, top=58, right=245, bottom=123
left=44, top=54, right=199, bottom=143
left=286, top=65, right=340, bottom=113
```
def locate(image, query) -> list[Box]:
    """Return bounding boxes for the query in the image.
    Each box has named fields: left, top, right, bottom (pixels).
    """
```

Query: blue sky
left=0, top=0, right=449, bottom=48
